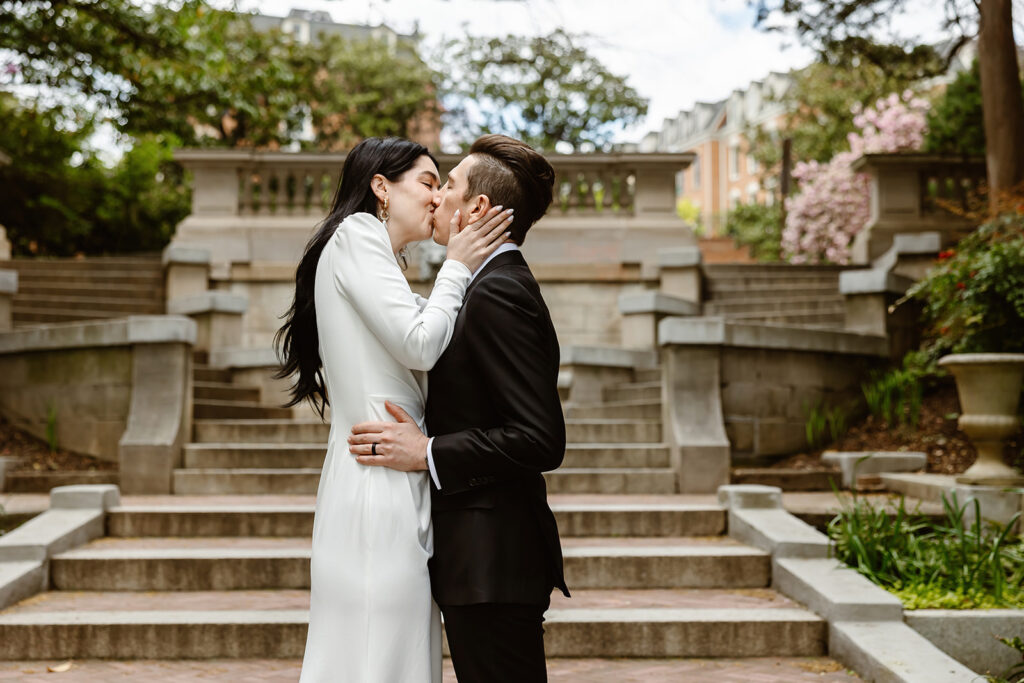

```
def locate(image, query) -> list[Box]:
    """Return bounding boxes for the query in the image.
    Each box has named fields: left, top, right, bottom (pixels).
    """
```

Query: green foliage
left=828, top=492, right=1024, bottom=610
left=907, top=214, right=1024, bottom=357
left=440, top=29, right=648, bottom=151
left=803, top=400, right=849, bottom=449
left=925, top=60, right=1024, bottom=158
left=986, top=636, right=1024, bottom=683
left=724, top=202, right=782, bottom=261
left=45, top=402, right=58, bottom=454
left=0, top=95, right=190, bottom=256
left=748, top=59, right=925, bottom=170
left=861, top=351, right=939, bottom=428
left=676, top=198, right=702, bottom=225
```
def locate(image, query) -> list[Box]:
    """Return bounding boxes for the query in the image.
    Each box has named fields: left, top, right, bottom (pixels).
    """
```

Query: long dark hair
left=274, top=137, right=437, bottom=418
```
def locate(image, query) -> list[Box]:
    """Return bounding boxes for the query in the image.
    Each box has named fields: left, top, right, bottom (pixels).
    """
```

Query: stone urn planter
left=939, top=353, right=1024, bottom=486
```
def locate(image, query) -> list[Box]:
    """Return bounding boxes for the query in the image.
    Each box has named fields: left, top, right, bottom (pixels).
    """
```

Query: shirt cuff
left=426, top=437, right=441, bottom=490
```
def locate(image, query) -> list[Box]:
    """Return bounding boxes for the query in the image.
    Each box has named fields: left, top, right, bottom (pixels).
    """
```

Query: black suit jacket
left=426, top=249, right=569, bottom=606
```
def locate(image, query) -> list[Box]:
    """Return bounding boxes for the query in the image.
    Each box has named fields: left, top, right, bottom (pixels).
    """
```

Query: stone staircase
left=702, top=264, right=850, bottom=329
left=175, top=365, right=678, bottom=497
left=0, top=361, right=864, bottom=677
left=0, top=256, right=165, bottom=327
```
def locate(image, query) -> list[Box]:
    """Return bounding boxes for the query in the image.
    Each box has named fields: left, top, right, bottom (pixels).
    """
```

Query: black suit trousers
left=440, top=599, right=549, bottom=683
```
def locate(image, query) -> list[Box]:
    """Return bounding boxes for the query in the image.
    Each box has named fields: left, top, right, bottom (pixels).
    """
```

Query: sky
left=223, top=0, right=966, bottom=144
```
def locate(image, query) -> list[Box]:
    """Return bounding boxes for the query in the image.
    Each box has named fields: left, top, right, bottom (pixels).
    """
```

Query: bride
left=275, top=137, right=513, bottom=682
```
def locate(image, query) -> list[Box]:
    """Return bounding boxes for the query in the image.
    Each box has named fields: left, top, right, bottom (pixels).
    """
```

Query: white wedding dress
left=299, top=212, right=471, bottom=683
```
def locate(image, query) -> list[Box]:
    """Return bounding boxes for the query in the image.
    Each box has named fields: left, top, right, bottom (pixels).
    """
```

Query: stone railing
left=0, top=317, right=195, bottom=494
left=176, top=149, right=693, bottom=225
left=851, top=153, right=985, bottom=263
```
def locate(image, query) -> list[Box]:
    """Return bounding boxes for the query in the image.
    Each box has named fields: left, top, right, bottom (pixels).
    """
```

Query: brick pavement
left=0, top=657, right=862, bottom=681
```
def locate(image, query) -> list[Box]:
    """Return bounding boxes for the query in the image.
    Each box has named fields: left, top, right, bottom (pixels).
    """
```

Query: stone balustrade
left=171, top=148, right=697, bottom=349
left=851, top=153, right=985, bottom=263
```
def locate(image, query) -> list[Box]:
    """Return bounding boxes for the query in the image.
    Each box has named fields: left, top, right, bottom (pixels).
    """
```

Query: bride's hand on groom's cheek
left=349, top=401, right=429, bottom=472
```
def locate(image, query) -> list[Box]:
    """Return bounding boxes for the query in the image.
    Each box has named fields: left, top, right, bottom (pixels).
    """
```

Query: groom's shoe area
left=0, top=363, right=860, bottom=681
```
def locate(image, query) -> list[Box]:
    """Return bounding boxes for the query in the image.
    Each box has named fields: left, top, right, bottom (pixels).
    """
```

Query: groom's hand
left=349, top=401, right=429, bottom=472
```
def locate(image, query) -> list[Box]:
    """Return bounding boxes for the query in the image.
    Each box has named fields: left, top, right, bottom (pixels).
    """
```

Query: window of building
left=747, top=152, right=758, bottom=175
left=693, top=156, right=701, bottom=190
left=729, top=145, right=740, bottom=180
left=730, top=188, right=742, bottom=210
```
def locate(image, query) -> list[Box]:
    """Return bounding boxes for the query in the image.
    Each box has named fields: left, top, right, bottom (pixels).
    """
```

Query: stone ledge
left=906, top=609, right=1024, bottom=674
left=560, top=345, right=658, bottom=369
left=657, top=246, right=702, bottom=268
left=0, top=561, right=45, bottom=611
left=167, top=292, right=248, bottom=316
left=0, top=316, right=197, bottom=355
left=872, top=231, right=943, bottom=273
left=209, top=346, right=282, bottom=370
left=822, top=451, right=927, bottom=489
left=0, top=485, right=118, bottom=564
left=839, top=269, right=915, bottom=295
left=831, top=621, right=978, bottom=682
left=618, top=292, right=700, bottom=316
left=0, top=269, right=17, bottom=294
left=774, top=558, right=903, bottom=622
left=658, top=317, right=888, bottom=357
left=162, top=245, right=211, bottom=266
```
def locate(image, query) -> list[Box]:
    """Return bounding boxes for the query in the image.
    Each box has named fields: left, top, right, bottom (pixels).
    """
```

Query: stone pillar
left=0, top=269, right=17, bottom=332
left=618, top=292, right=699, bottom=349
left=657, top=246, right=702, bottom=304
left=163, top=245, right=212, bottom=305
left=167, top=292, right=247, bottom=353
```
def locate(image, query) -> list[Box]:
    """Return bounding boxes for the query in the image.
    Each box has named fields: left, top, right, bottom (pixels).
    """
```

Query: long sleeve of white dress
left=330, top=213, right=470, bottom=372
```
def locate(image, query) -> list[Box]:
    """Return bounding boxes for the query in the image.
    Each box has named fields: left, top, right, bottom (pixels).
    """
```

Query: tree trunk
left=978, top=0, right=1024, bottom=212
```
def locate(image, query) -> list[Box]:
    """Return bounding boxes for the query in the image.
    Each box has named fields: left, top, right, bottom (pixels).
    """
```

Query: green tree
left=925, top=60, right=1024, bottom=157
left=749, top=58, right=923, bottom=173
left=752, top=0, right=1024, bottom=210
left=724, top=202, right=783, bottom=262
left=440, top=29, right=648, bottom=151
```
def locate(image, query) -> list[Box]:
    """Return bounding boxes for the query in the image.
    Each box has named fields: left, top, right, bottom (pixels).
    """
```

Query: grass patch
left=828, top=491, right=1024, bottom=610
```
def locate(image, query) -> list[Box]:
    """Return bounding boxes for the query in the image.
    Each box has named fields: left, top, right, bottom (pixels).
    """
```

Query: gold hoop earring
left=378, top=196, right=390, bottom=225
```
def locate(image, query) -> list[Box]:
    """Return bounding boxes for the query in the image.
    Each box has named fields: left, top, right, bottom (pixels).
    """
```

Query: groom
left=348, top=134, right=569, bottom=682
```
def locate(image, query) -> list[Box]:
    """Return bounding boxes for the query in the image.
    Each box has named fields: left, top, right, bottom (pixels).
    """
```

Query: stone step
left=171, top=466, right=677, bottom=495
left=194, top=365, right=233, bottom=384
left=181, top=443, right=672, bottom=470
left=703, top=264, right=849, bottom=276
left=192, top=401, right=293, bottom=420
left=562, top=443, right=670, bottom=468
left=547, top=468, right=677, bottom=494
left=12, top=307, right=124, bottom=323
left=106, top=502, right=726, bottom=538
left=173, top=468, right=320, bottom=495
left=182, top=444, right=325, bottom=469
left=47, top=537, right=769, bottom=591
left=193, top=382, right=261, bottom=403
left=566, top=400, right=661, bottom=420
left=603, top=382, right=661, bottom=403
left=721, top=310, right=844, bottom=326
left=1, top=257, right=162, bottom=272
left=10, top=270, right=164, bottom=286
left=191, top=419, right=662, bottom=444
left=731, top=468, right=840, bottom=492
left=12, top=293, right=164, bottom=314
left=704, top=276, right=841, bottom=292
left=707, top=284, right=840, bottom=301
left=632, top=367, right=662, bottom=383
left=15, top=282, right=165, bottom=300
left=0, top=588, right=825, bottom=660
left=704, top=296, right=844, bottom=315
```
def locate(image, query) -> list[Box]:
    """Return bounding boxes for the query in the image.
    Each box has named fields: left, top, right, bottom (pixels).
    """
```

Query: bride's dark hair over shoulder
left=274, top=137, right=436, bottom=418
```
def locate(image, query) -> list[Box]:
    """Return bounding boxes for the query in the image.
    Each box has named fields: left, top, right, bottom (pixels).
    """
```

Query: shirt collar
left=471, top=243, right=519, bottom=283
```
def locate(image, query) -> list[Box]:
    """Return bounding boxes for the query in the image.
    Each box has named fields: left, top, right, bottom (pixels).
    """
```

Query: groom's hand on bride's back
left=349, top=401, right=429, bottom=472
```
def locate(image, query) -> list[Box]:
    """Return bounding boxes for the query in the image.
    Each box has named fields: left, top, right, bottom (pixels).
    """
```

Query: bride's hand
left=445, top=206, right=513, bottom=272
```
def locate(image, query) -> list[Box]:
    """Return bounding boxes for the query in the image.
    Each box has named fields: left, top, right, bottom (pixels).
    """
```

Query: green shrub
left=861, top=351, right=940, bottom=428
left=804, top=400, right=850, bottom=449
left=828, top=492, right=1024, bottom=610
left=724, top=202, right=782, bottom=262
left=906, top=214, right=1024, bottom=358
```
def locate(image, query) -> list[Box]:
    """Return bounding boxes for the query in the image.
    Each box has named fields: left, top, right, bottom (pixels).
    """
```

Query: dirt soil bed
left=771, top=383, right=1023, bottom=475
left=0, top=417, right=117, bottom=472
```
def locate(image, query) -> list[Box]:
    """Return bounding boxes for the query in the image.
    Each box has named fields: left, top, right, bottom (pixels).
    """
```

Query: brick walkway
left=0, top=657, right=861, bottom=681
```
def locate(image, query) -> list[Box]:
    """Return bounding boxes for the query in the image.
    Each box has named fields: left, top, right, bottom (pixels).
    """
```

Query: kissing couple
left=276, top=134, right=571, bottom=682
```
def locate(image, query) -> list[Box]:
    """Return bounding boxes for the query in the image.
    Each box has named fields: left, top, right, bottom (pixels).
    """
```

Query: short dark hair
left=464, top=135, right=554, bottom=244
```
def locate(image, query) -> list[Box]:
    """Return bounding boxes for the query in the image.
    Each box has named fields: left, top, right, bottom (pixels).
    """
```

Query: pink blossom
left=783, top=91, right=928, bottom=264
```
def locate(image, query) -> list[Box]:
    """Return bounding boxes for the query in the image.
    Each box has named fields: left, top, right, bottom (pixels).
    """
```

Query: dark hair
left=274, top=137, right=437, bottom=418
left=464, top=134, right=554, bottom=244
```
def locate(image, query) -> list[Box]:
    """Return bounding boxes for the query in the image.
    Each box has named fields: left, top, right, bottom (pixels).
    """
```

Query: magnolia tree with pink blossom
left=782, top=91, right=930, bottom=264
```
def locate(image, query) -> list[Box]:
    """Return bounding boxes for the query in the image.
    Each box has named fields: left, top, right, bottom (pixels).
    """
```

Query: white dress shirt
left=426, top=243, right=521, bottom=489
